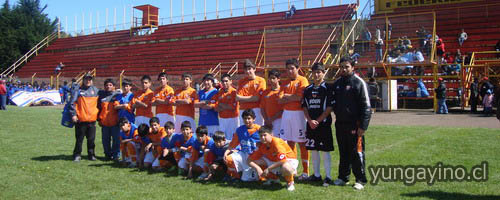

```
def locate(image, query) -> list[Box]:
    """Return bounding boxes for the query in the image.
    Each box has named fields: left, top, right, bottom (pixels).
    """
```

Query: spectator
left=480, top=77, right=494, bottom=114
left=458, top=29, right=467, bottom=47
left=348, top=48, right=360, bottom=65
left=0, top=80, right=7, bottom=110
left=375, top=38, right=383, bottom=63
left=436, top=38, right=445, bottom=64
left=386, top=20, right=392, bottom=40
left=416, top=26, right=428, bottom=49
left=442, top=52, right=454, bottom=75
left=375, top=26, right=382, bottom=41
left=413, top=48, right=425, bottom=76
left=55, top=62, right=64, bottom=74
left=469, top=78, right=479, bottom=113
left=482, top=88, right=493, bottom=116
left=367, top=78, right=379, bottom=113
left=435, top=78, right=448, bottom=114
left=363, top=27, right=371, bottom=52
left=285, top=5, right=296, bottom=19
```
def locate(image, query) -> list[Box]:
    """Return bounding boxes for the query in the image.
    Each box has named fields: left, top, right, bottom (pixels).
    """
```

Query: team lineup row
left=66, top=57, right=372, bottom=191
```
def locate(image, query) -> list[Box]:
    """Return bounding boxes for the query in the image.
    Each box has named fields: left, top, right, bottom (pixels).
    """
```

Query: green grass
left=0, top=106, right=499, bottom=199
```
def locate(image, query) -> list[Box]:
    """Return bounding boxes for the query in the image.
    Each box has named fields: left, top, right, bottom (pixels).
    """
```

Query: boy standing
left=195, top=74, right=219, bottom=136
left=172, top=73, right=198, bottom=132
left=248, top=126, right=298, bottom=191
left=152, top=72, right=175, bottom=127
left=114, top=79, right=135, bottom=124
left=302, top=63, right=335, bottom=186
left=224, top=109, right=261, bottom=182
left=132, top=75, right=154, bottom=125
left=260, top=69, right=283, bottom=137
left=211, top=74, right=239, bottom=141
left=279, top=58, right=309, bottom=180
left=236, top=59, right=266, bottom=125
left=98, top=79, right=120, bottom=161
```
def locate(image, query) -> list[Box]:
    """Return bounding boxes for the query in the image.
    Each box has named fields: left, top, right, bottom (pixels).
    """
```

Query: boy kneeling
left=248, top=126, right=298, bottom=191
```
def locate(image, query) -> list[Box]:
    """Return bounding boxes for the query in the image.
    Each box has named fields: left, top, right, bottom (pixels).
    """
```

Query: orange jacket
left=98, top=90, right=120, bottom=127
left=69, top=85, right=100, bottom=122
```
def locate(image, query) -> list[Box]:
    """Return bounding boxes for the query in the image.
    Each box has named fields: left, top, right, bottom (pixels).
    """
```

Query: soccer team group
left=68, top=57, right=372, bottom=191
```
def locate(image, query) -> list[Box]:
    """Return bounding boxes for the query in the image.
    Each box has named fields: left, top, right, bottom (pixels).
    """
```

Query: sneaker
left=287, top=182, right=295, bottom=191
left=307, top=175, right=322, bottom=182
left=197, top=173, right=209, bottom=180
left=88, top=155, right=97, bottom=161
left=297, top=173, right=309, bottom=181
left=263, top=179, right=280, bottom=185
left=73, top=155, right=81, bottom=162
left=333, top=178, right=347, bottom=186
left=323, top=177, right=333, bottom=187
left=353, top=182, right=365, bottom=190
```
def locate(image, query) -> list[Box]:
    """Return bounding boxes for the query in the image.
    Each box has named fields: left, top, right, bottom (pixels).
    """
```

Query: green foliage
left=0, top=0, right=57, bottom=72
left=0, top=106, right=499, bottom=199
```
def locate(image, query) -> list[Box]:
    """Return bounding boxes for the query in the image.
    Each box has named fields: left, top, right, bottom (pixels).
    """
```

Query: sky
left=3, top=0, right=370, bottom=35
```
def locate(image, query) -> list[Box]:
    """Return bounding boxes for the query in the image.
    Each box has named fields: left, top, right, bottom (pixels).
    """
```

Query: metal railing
left=1, top=32, right=58, bottom=77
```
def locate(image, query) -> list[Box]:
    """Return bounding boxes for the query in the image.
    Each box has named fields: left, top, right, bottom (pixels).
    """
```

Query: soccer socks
left=322, top=151, right=332, bottom=179
left=284, top=175, right=294, bottom=184
left=299, top=143, right=309, bottom=175
left=311, top=150, right=321, bottom=177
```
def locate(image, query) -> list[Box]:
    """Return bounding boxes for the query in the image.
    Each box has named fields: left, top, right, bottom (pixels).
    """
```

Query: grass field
left=0, top=106, right=499, bottom=199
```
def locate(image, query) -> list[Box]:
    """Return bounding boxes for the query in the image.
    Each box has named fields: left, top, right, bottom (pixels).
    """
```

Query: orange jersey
left=172, top=87, right=198, bottom=118
left=148, top=127, right=167, bottom=144
left=153, top=85, right=175, bottom=116
left=249, top=137, right=296, bottom=162
left=237, top=76, right=266, bottom=109
left=211, top=87, right=239, bottom=118
left=132, top=88, right=154, bottom=118
left=229, top=124, right=261, bottom=149
left=281, top=75, right=309, bottom=110
left=260, top=88, right=283, bottom=119
left=98, top=91, right=120, bottom=127
left=71, top=86, right=100, bottom=122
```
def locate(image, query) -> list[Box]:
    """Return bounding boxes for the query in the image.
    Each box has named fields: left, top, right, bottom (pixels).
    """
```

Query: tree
left=0, top=0, right=57, bottom=73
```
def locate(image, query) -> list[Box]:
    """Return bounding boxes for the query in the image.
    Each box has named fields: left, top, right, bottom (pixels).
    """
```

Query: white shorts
left=262, top=157, right=299, bottom=175
left=123, top=141, right=140, bottom=160
left=144, top=151, right=160, bottom=167
left=280, top=110, right=306, bottom=142
left=239, top=108, right=264, bottom=126
left=157, top=113, right=175, bottom=127
left=135, top=116, right=150, bottom=126
left=219, top=117, right=239, bottom=141
left=175, top=115, right=196, bottom=134
left=271, top=118, right=282, bottom=138
left=178, top=154, right=205, bottom=169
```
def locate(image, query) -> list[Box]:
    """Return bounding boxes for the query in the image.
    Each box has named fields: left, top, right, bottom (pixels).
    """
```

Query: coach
left=331, top=57, right=371, bottom=190
left=69, top=75, right=99, bottom=162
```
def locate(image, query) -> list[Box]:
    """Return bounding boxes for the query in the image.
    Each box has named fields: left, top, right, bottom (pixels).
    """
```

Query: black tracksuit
left=470, top=81, right=479, bottom=112
left=331, top=73, right=371, bottom=184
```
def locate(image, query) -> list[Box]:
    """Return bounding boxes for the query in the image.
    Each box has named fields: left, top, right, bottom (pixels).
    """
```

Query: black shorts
left=305, top=123, right=334, bottom=151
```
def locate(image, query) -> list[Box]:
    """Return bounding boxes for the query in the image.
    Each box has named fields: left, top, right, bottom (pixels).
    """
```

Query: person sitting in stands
left=285, top=5, right=296, bottom=19
left=55, top=62, right=64, bottom=74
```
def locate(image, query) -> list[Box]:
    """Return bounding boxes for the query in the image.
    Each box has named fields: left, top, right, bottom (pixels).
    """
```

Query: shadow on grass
left=402, top=191, right=500, bottom=200
left=31, top=154, right=74, bottom=161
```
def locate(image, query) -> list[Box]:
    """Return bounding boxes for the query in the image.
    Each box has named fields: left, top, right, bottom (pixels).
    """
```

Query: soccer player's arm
left=284, top=78, right=308, bottom=102
left=151, top=89, right=162, bottom=106
left=247, top=148, right=264, bottom=177
left=266, top=144, right=288, bottom=171
left=224, top=134, right=239, bottom=161
left=161, top=138, right=171, bottom=157
left=236, top=80, right=260, bottom=102
left=260, top=92, right=269, bottom=122
left=316, top=92, right=333, bottom=123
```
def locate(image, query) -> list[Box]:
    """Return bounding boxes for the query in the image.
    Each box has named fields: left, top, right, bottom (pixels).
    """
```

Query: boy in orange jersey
left=69, top=74, right=100, bottom=162
left=236, top=59, right=266, bottom=125
left=278, top=58, right=310, bottom=180
left=143, top=117, right=167, bottom=171
left=224, top=109, right=261, bottom=182
left=118, top=117, right=139, bottom=168
left=152, top=72, right=175, bottom=127
left=260, top=69, right=284, bottom=138
left=171, top=73, right=198, bottom=132
left=210, top=73, right=239, bottom=141
left=131, top=75, right=154, bottom=125
left=98, top=78, right=121, bottom=161
left=248, top=126, right=298, bottom=191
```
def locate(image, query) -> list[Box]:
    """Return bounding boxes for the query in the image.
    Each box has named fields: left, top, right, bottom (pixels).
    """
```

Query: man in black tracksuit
left=331, top=57, right=371, bottom=190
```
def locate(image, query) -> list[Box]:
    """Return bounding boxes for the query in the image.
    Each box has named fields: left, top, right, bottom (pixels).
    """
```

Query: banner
left=375, top=0, right=483, bottom=13
left=10, top=90, right=62, bottom=107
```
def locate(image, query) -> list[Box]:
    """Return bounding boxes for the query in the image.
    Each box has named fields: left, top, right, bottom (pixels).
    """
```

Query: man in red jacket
left=0, top=80, right=6, bottom=110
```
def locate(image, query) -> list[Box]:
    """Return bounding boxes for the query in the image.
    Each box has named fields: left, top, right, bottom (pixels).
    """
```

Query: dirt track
left=369, top=109, right=500, bottom=129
